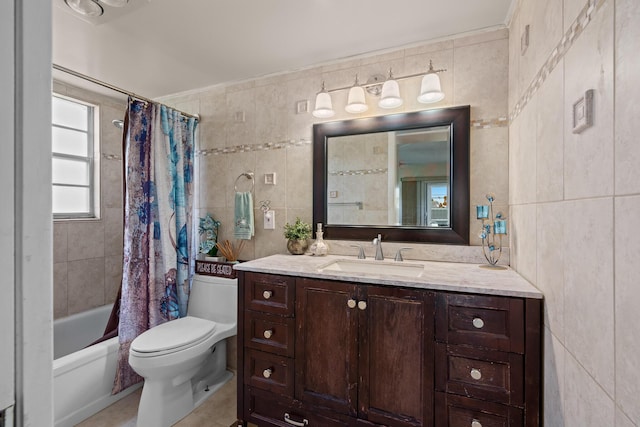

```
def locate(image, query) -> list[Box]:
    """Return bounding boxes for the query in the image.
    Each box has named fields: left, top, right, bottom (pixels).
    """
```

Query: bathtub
left=53, top=304, right=141, bottom=427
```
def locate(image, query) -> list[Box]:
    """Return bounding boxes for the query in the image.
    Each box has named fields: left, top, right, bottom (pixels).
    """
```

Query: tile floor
left=76, top=374, right=239, bottom=427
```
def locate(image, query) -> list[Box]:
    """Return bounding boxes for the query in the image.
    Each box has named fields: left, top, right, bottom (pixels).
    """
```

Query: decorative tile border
left=198, top=138, right=311, bottom=157
left=195, top=114, right=507, bottom=158
left=471, top=117, right=509, bottom=129
left=510, top=0, right=603, bottom=122
left=330, top=168, right=388, bottom=176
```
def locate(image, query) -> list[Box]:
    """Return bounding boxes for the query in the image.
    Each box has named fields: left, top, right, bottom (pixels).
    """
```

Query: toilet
left=129, top=274, right=237, bottom=427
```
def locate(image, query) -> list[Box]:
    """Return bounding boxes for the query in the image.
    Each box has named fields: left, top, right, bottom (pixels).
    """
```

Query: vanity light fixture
left=417, top=60, right=446, bottom=104
left=312, top=60, right=446, bottom=118
left=312, top=82, right=336, bottom=119
left=378, top=69, right=403, bottom=109
left=345, top=75, right=368, bottom=114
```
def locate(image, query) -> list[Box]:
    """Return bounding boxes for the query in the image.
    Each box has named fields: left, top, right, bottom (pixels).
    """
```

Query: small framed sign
left=572, top=89, right=594, bottom=134
left=195, top=260, right=238, bottom=279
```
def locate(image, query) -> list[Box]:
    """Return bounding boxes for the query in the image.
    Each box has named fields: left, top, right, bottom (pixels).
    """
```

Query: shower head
left=112, top=119, right=124, bottom=129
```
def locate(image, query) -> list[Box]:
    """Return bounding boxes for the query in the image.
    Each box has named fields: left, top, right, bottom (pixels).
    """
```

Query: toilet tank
left=187, top=274, right=237, bottom=324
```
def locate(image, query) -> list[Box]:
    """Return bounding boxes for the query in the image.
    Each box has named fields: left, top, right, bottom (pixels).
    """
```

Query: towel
left=234, top=191, right=254, bottom=240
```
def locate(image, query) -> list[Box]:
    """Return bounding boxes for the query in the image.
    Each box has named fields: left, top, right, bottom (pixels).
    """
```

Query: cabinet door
left=295, top=278, right=359, bottom=416
left=359, top=286, right=435, bottom=427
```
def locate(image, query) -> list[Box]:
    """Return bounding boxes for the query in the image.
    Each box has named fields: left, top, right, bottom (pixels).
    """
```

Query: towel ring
left=234, top=172, right=255, bottom=192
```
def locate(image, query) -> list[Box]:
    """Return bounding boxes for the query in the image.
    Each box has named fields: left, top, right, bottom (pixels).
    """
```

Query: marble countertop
left=234, top=254, right=543, bottom=299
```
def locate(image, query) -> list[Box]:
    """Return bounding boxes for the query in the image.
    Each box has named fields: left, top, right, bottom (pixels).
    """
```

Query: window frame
left=52, top=93, right=100, bottom=220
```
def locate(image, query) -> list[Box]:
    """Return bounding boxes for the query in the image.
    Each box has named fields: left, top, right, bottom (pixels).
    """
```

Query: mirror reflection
left=326, top=126, right=451, bottom=228
left=313, top=106, right=470, bottom=244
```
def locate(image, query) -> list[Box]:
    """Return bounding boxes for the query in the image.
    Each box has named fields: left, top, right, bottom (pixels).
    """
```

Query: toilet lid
left=131, top=316, right=217, bottom=354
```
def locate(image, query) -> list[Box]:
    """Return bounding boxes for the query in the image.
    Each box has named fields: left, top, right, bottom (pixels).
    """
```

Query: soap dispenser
left=311, top=223, right=328, bottom=256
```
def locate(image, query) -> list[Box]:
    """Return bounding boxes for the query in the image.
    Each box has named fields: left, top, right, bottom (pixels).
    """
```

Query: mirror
left=313, top=105, right=470, bottom=244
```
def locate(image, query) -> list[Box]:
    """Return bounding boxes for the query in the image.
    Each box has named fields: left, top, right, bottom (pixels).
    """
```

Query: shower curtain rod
left=52, top=63, right=200, bottom=120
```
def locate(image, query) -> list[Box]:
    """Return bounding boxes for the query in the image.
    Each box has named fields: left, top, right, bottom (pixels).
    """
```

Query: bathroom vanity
left=234, top=254, right=542, bottom=427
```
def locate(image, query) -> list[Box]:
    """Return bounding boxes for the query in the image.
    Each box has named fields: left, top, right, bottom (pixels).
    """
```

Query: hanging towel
left=234, top=191, right=254, bottom=240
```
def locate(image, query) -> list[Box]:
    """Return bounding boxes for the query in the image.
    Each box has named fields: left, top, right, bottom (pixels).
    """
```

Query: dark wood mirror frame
left=313, top=105, right=470, bottom=244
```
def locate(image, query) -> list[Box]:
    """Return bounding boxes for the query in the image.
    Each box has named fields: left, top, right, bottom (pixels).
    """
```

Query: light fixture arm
left=322, top=60, right=447, bottom=94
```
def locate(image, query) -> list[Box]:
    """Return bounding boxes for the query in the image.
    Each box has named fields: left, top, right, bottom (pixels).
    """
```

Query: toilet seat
left=131, top=316, right=217, bottom=358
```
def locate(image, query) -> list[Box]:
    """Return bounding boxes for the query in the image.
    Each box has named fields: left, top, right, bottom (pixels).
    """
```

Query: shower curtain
left=113, top=98, right=197, bottom=394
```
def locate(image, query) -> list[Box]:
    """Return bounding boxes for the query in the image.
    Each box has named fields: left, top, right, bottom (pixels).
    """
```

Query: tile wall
left=52, top=81, right=127, bottom=319
left=508, top=0, right=640, bottom=425
left=160, top=28, right=511, bottom=261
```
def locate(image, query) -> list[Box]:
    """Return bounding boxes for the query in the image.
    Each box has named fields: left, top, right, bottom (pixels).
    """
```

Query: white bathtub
left=53, top=304, right=141, bottom=427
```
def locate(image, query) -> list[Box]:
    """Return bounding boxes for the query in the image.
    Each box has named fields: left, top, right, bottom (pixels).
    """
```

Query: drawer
left=245, top=311, right=295, bottom=357
left=436, top=293, right=524, bottom=353
left=435, top=344, right=523, bottom=405
left=245, top=272, right=295, bottom=316
left=244, top=349, right=294, bottom=396
left=245, top=387, right=351, bottom=427
left=435, top=392, right=523, bottom=427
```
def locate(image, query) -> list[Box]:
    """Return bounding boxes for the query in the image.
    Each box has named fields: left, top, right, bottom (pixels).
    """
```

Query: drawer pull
left=472, top=317, right=485, bottom=329
left=263, top=329, right=273, bottom=339
left=470, top=368, right=482, bottom=380
left=358, top=301, right=367, bottom=310
left=263, top=290, right=273, bottom=300
left=471, top=420, right=482, bottom=427
left=262, top=368, right=273, bottom=379
left=284, top=413, right=309, bottom=426
left=347, top=299, right=357, bottom=309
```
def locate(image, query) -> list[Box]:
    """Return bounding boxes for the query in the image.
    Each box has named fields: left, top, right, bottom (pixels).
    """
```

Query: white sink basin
left=318, top=259, right=424, bottom=278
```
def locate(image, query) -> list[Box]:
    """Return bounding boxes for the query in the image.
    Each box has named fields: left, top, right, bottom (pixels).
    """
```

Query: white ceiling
left=52, top=0, right=514, bottom=99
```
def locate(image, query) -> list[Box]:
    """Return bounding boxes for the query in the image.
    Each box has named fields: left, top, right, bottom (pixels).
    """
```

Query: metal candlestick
left=476, top=194, right=507, bottom=269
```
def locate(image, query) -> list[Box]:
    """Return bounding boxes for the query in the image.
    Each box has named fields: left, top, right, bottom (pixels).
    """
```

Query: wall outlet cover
left=572, top=89, right=594, bottom=134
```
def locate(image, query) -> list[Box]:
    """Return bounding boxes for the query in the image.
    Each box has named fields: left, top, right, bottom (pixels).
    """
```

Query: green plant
left=198, top=213, right=221, bottom=256
left=283, top=217, right=312, bottom=241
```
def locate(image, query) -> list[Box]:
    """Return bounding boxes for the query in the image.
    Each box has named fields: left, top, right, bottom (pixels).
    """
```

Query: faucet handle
left=350, top=245, right=366, bottom=259
left=394, top=247, right=412, bottom=262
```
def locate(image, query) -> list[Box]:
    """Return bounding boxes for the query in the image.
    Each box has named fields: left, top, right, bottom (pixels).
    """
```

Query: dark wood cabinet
left=237, top=271, right=541, bottom=427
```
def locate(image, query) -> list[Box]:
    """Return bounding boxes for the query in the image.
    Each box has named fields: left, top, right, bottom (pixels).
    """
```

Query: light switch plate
left=264, top=173, right=276, bottom=185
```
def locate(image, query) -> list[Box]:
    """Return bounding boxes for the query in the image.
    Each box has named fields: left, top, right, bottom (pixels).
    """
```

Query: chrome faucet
left=373, top=234, right=384, bottom=260
left=350, top=245, right=366, bottom=259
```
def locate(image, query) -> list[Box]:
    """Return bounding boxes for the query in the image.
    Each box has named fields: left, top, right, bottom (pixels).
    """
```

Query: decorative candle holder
left=476, top=193, right=507, bottom=269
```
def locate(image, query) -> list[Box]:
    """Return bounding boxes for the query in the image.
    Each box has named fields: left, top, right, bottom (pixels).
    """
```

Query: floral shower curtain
left=113, top=98, right=197, bottom=393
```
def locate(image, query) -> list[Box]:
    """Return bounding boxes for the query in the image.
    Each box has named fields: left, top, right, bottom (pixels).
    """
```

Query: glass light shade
left=417, top=73, right=445, bottom=103
left=378, top=79, right=403, bottom=109
left=99, top=0, right=129, bottom=6
left=312, top=91, right=335, bottom=118
left=345, top=86, right=368, bottom=114
left=64, top=0, right=104, bottom=16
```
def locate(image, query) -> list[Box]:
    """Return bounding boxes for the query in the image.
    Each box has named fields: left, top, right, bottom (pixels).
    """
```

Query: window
left=52, top=95, right=99, bottom=219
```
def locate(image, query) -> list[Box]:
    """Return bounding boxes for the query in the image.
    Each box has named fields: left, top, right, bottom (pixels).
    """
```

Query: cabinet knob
left=357, top=301, right=367, bottom=310
left=472, top=317, right=485, bottom=329
left=471, top=420, right=482, bottom=427
left=347, top=299, right=357, bottom=309
left=263, top=329, right=273, bottom=339
left=263, top=290, right=273, bottom=300
left=262, top=368, right=273, bottom=379
left=470, top=368, right=482, bottom=380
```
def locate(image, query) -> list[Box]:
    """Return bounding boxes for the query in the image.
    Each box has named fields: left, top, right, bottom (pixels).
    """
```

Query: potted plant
left=198, top=213, right=223, bottom=261
left=283, top=217, right=312, bottom=255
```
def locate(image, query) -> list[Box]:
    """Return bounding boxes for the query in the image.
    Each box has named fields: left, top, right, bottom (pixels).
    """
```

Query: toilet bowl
left=129, top=274, right=237, bottom=427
